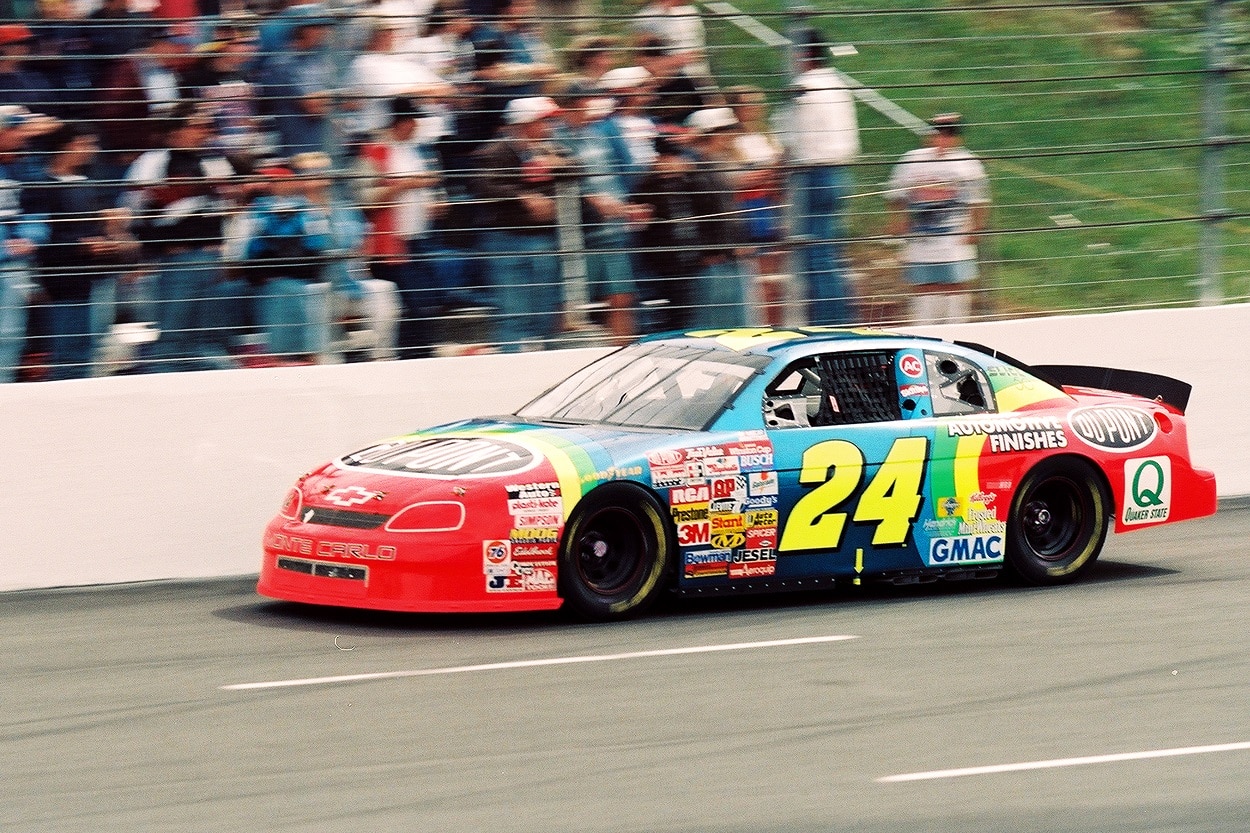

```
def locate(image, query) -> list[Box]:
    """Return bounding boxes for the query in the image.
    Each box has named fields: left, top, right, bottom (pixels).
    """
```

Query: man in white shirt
left=779, top=28, right=860, bottom=326
left=886, top=112, right=990, bottom=325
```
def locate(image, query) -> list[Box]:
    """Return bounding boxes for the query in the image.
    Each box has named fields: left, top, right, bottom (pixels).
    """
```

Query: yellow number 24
left=778, top=437, right=928, bottom=553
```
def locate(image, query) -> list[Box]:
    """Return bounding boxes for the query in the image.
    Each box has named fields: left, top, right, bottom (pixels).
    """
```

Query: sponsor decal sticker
left=728, top=547, right=777, bottom=578
left=522, top=566, right=557, bottom=592
left=1122, top=456, right=1171, bottom=525
left=677, top=520, right=711, bottom=546
left=711, top=531, right=745, bottom=549
left=899, top=383, right=929, bottom=399
left=709, top=497, right=745, bottom=515
left=510, top=527, right=560, bottom=543
left=748, top=471, right=779, bottom=496
left=925, top=534, right=1004, bottom=566
left=511, top=542, right=558, bottom=560
left=648, top=449, right=684, bottom=466
left=343, top=437, right=539, bottom=478
left=684, top=549, right=730, bottom=578
left=1070, top=406, right=1158, bottom=452
left=670, top=484, right=711, bottom=505
left=745, top=526, right=778, bottom=549
left=744, top=494, right=779, bottom=510
left=483, top=539, right=511, bottom=576
left=899, top=354, right=924, bottom=378
left=507, top=497, right=562, bottom=514
left=711, top=514, right=746, bottom=534
left=651, top=464, right=688, bottom=488
left=513, top=513, right=562, bottom=528
left=671, top=504, right=710, bottom=523
left=746, top=508, right=779, bottom=527
left=324, top=486, right=382, bottom=507
left=703, top=456, right=740, bottom=476
left=711, top=476, right=747, bottom=500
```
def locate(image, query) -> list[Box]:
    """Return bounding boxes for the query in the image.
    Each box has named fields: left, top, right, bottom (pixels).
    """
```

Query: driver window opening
left=763, top=351, right=902, bottom=428
left=926, top=353, right=993, bottom=416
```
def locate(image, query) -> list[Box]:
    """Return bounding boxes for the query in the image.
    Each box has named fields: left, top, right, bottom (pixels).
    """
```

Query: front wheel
left=558, top=483, right=673, bottom=621
left=1004, top=459, right=1110, bottom=585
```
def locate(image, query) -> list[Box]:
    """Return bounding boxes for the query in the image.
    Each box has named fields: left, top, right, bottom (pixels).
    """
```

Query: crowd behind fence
left=0, top=0, right=1244, bottom=381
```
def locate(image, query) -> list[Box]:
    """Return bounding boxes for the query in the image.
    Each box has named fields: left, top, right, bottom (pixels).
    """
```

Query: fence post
left=1197, top=0, right=1233, bottom=306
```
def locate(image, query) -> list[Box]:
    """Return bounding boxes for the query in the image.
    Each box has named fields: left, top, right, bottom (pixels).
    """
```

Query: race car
left=258, top=327, right=1217, bottom=620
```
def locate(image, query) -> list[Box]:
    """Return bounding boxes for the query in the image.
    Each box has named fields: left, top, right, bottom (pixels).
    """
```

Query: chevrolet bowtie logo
left=325, top=486, right=381, bottom=507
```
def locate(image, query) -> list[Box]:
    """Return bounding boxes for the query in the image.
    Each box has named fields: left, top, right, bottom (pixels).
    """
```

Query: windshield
left=516, top=343, right=769, bottom=430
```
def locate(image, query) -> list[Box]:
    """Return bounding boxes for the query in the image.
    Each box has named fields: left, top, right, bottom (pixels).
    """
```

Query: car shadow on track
left=212, top=558, right=1177, bottom=634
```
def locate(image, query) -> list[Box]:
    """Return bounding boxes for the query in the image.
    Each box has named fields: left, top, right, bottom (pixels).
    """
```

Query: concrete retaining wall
left=3, top=304, right=1245, bottom=592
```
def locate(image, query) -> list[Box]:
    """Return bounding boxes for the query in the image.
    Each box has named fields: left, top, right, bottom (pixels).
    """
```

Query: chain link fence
left=0, top=0, right=1244, bottom=380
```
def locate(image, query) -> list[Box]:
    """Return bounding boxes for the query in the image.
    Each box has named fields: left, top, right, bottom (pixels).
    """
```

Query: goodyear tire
left=558, top=483, right=673, bottom=621
left=1005, top=458, right=1110, bottom=585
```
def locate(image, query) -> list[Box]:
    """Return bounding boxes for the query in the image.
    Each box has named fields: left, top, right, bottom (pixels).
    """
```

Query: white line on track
left=878, top=741, right=1250, bottom=783
left=221, top=634, right=859, bottom=692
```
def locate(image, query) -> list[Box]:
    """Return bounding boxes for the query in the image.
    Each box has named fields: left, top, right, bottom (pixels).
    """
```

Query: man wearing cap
left=0, top=24, right=59, bottom=114
left=886, top=112, right=990, bottom=324
left=779, top=27, right=860, bottom=327
left=600, top=66, right=659, bottom=174
left=354, top=96, right=446, bottom=357
left=259, top=5, right=337, bottom=157
left=122, top=102, right=245, bottom=371
left=0, top=105, right=51, bottom=383
left=468, top=95, right=570, bottom=352
left=685, top=106, right=748, bottom=329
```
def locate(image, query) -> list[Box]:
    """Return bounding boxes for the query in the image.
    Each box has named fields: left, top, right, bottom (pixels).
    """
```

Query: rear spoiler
left=954, top=341, right=1192, bottom=413
left=1030, top=365, right=1192, bottom=414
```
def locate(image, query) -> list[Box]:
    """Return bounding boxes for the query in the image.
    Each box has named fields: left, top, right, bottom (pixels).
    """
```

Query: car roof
left=638, top=327, right=950, bottom=359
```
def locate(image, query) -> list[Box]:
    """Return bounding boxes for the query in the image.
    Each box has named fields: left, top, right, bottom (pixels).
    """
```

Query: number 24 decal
left=778, top=437, right=928, bottom=552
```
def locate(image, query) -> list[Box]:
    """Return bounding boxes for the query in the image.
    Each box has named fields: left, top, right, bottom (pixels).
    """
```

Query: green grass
left=693, top=0, right=1250, bottom=316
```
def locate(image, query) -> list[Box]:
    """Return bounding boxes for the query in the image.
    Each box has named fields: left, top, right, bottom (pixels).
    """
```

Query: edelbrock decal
left=340, top=437, right=540, bottom=478
left=1069, top=406, right=1158, bottom=452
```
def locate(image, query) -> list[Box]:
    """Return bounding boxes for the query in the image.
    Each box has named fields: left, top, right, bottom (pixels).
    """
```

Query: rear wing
left=1030, top=365, right=1192, bottom=414
left=953, top=341, right=1192, bottom=414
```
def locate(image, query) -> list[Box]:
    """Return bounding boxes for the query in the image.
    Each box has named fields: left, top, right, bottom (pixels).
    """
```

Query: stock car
left=258, top=327, right=1217, bottom=620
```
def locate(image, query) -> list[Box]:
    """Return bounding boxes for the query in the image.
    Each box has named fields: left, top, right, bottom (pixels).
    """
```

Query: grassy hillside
left=697, top=0, right=1250, bottom=318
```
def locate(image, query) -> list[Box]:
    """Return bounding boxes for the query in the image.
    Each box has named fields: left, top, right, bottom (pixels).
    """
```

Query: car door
left=764, top=348, right=930, bottom=581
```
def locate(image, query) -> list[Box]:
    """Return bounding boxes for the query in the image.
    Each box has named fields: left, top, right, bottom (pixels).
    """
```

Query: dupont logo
left=340, top=437, right=539, bottom=478
left=1069, top=406, right=1157, bottom=452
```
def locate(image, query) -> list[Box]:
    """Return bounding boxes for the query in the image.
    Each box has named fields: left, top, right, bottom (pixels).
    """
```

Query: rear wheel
left=1005, top=459, right=1109, bottom=585
left=558, top=483, right=673, bottom=621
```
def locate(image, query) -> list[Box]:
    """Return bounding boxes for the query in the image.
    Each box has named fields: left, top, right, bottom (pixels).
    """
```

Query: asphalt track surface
left=6, top=507, right=1249, bottom=833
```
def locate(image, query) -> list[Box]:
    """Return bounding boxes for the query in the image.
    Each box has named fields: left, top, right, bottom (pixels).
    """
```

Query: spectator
left=886, top=112, right=990, bottom=325
left=96, top=25, right=196, bottom=174
left=725, top=84, right=788, bottom=324
left=408, top=0, right=476, bottom=85
left=633, top=34, right=708, bottom=127
left=632, top=128, right=703, bottom=331
left=85, top=0, right=154, bottom=88
left=470, top=0, right=558, bottom=138
left=632, top=0, right=711, bottom=83
left=242, top=162, right=333, bottom=364
left=292, top=150, right=400, bottom=362
left=185, top=30, right=269, bottom=164
left=122, top=102, right=246, bottom=371
left=566, top=34, right=620, bottom=85
left=468, top=95, right=570, bottom=352
left=25, top=124, right=139, bottom=380
left=778, top=26, right=859, bottom=326
left=685, top=106, right=747, bottom=329
left=33, top=1, right=95, bottom=119
left=258, top=4, right=337, bottom=156
left=354, top=95, right=445, bottom=356
left=346, top=19, right=450, bottom=139
left=0, top=106, right=51, bottom=383
left=557, top=82, right=650, bottom=345
left=600, top=65, right=658, bottom=182
left=0, top=23, right=60, bottom=114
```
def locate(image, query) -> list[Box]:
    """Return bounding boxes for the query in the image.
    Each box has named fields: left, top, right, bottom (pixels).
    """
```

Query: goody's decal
left=1069, top=405, right=1158, bottom=452
left=1122, top=456, right=1171, bottom=525
left=341, top=436, right=540, bottom=478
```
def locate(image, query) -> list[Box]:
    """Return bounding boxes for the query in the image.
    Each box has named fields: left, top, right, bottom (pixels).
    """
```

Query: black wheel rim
left=1020, top=476, right=1085, bottom=561
left=574, top=507, right=648, bottom=595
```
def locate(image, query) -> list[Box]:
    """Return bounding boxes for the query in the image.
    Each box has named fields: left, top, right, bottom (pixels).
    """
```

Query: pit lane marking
left=878, top=741, right=1250, bottom=783
left=220, top=634, right=858, bottom=691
